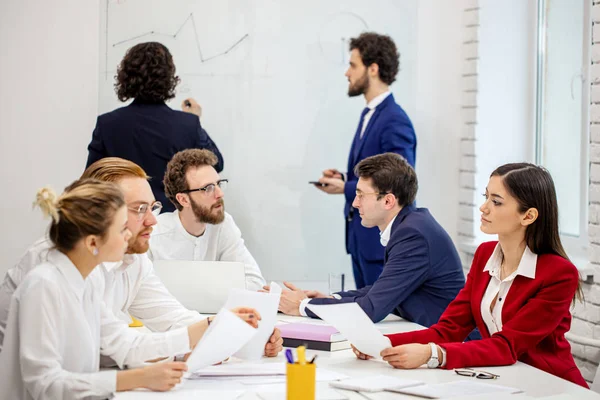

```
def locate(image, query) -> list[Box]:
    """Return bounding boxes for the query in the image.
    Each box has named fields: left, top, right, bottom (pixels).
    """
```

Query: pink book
left=278, top=323, right=346, bottom=342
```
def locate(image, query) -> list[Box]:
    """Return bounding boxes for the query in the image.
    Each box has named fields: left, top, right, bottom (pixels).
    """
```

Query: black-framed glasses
left=127, top=201, right=162, bottom=221
left=454, top=368, right=499, bottom=379
left=181, top=179, right=228, bottom=196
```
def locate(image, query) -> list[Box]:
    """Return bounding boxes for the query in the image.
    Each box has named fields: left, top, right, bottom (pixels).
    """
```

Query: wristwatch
left=426, top=342, right=440, bottom=369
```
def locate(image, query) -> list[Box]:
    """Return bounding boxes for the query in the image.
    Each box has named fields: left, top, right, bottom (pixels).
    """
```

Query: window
left=535, top=0, right=589, bottom=255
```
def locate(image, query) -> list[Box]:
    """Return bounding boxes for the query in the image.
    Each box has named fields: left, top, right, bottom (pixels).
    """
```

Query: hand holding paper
left=185, top=308, right=258, bottom=374
left=306, top=303, right=391, bottom=358
left=224, top=282, right=282, bottom=360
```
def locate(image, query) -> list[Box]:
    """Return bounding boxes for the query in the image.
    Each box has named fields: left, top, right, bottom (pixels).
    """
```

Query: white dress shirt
left=0, top=250, right=191, bottom=400
left=480, top=244, right=537, bottom=335
left=360, top=91, right=391, bottom=139
left=148, top=211, right=266, bottom=291
left=0, top=237, right=205, bottom=354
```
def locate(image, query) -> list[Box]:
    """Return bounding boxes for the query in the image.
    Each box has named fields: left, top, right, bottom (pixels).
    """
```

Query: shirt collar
left=102, top=253, right=137, bottom=273
left=366, top=91, right=391, bottom=110
left=47, top=249, right=87, bottom=301
left=483, top=243, right=537, bottom=280
left=173, top=210, right=208, bottom=243
left=379, top=213, right=399, bottom=247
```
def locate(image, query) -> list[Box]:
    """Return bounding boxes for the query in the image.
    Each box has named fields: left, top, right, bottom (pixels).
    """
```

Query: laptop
left=152, top=260, right=247, bottom=314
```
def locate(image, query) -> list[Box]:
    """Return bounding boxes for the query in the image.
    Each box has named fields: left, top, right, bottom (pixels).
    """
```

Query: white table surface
left=116, top=314, right=600, bottom=399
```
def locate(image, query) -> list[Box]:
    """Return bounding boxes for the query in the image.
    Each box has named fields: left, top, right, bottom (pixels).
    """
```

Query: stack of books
left=278, top=323, right=350, bottom=351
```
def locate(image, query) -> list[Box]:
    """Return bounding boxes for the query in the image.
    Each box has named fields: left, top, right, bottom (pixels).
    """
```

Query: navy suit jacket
left=306, top=205, right=465, bottom=327
left=86, top=99, right=223, bottom=212
left=344, top=94, right=416, bottom=261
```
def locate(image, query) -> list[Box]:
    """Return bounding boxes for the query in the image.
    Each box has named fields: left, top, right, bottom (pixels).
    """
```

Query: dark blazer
left=86, top=99, right=223, bottom=212
left=306, top=205, right=465, bottom=327
left=344, top=93, right=416, bottom=262
left=387, top=241, right=587, bottom=388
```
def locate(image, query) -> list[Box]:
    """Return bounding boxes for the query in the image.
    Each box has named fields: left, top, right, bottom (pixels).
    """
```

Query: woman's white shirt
left=0, top=250, right=190, bottom=400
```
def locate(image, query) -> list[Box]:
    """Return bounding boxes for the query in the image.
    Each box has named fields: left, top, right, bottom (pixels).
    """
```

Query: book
left=330, top=375, right=424, bottom=392
left=278, top=323, right=346, bottom=342
left=279, top=323, right=350, bottom=352
left=282, top=337, right=351, bottom=351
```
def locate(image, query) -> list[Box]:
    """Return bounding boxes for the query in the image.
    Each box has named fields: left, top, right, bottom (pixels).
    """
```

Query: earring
left=92, top=248, right=99, bottom=256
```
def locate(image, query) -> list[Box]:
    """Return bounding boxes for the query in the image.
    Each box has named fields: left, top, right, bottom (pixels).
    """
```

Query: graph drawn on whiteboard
left=102, top=0, right=252, bottom=79
left=318, top=12, right=369, bottom=65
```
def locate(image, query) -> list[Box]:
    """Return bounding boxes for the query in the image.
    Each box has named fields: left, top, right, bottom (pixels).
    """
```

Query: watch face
left=427, top=358, right=440, bottom=369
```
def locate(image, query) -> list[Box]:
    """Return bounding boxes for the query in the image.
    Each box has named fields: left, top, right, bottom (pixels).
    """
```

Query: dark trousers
left=351, top=252, right=384, bottom=289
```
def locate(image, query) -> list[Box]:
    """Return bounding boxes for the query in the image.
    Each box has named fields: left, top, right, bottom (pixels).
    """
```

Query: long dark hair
left=491, top=163, right=583, bottom=303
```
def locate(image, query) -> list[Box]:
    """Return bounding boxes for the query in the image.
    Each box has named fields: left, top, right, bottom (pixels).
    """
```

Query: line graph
left=112, top=13, right=249, bottom=62
left=104, top=1, right=250, bottom=79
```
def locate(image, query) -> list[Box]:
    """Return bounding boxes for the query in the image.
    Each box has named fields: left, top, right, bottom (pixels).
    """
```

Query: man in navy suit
left=314, top=32, right=416, bottom=288
left=86, top=42, right=223, bottom=212
left=275, top=153, right=465, bottom=328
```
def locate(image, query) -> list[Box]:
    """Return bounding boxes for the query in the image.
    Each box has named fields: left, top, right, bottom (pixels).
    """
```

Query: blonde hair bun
left=34, top=187, right=59, bottom=223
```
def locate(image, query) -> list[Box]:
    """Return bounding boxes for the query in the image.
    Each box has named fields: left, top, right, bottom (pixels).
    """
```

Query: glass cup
left=328, top=273, right=345, bottom=295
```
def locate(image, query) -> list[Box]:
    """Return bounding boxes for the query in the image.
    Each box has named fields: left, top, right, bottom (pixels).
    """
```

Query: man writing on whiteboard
left=313, top=32, right=416, bottom=289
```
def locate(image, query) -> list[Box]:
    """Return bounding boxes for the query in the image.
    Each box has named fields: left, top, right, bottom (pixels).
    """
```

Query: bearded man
left=150, top=149, right=265, bottom=291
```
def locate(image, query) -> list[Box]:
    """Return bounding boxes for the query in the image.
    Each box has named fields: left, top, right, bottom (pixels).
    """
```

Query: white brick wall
left=571, top=1, right=600, bottom=382
left=458, top=4, right=479, bottom=242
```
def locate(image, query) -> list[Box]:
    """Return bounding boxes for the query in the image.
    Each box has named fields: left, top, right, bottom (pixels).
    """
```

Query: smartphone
left=309, top=181, right=328, bottom=187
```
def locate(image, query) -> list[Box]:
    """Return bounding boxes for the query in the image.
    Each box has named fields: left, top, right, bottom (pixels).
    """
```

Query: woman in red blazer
left=352, top=163, right=587, bottom=388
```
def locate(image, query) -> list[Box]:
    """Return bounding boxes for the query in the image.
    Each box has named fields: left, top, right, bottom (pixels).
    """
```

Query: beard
left=191, top=197, right=226, bottom=224
left=347, top=71, right=369, bottom=97
left=126, top=227, right=152, bottom=254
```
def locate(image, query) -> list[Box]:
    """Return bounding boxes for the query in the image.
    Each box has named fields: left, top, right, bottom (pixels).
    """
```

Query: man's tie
left=358, top=107, right=370, bottom=139
left=352, top=107, right=371, bottom=162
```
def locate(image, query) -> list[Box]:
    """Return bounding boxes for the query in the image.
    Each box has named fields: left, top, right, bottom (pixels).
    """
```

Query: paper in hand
left=224, top=282, right=282, bottom=360
left=185, top=308, right=257, bottom=374
left=306, top=303, right=391, bottom=358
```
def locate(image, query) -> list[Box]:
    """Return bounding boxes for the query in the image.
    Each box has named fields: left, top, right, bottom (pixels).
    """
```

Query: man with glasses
left=149, top=149, right=265, bottom=291
left=275, top=153, right=466, bottom=330
left=0, top=157, right=281, bottom=357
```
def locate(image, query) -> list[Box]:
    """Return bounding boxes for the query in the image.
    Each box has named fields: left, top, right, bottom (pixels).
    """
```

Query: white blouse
left=0, top=238, right=205, bottom=354
left=148, top=211, right=266, bottom=291
left=480, top=244, right=537, bottom=335
left=0, top=250, right=191, bottom=400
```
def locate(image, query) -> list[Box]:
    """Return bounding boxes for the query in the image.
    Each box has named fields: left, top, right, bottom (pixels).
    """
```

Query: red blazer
left=386, top=241, right=587, bottom=388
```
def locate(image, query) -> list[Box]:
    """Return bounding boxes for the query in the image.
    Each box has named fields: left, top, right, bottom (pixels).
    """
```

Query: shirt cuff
left=91, top=369, right=117, bottom=398
left=299, top=298, right=312, bottom=317
left=440, top=345, right=447, bottom=368
left=164, top=327, right=192, bottom=356
left=332, top=293, right=342, bottom=299
left=342, top=173, right=347, bottom=182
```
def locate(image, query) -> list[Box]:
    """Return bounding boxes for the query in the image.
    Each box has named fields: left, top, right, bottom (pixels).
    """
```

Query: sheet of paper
left=224, top=282, right=282, bottom=360
left=236, top=368, right=348, bottom=384
left=388, top=380, right=523, bottom=398
left=185, top=308, right=257, bottom=374
left=188, top=362, right=285, bottom=377
left=256, top=387, right=349, bottom=400
left=330, top=375, right=423, bottom=392
left=306, top=303, right=391, bottom=358
left=114, top=389, right=244, bottom=399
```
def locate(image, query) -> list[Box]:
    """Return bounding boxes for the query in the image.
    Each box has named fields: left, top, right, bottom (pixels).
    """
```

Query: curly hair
left=114, top=42, right=180, bottom=102
left=349, top=32, right=400, bottom=85
left=164, top=149, right=219, bottom=210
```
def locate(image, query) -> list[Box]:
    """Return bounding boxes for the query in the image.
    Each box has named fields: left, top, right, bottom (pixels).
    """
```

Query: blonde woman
left=0, top=179, right=259, bottom=399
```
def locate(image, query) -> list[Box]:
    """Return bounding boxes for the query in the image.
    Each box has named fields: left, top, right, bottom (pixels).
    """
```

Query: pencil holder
left=286, top=362, right=316, bottom=400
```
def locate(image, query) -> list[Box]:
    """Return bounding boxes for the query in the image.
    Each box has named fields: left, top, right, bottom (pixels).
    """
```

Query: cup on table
left=328, top=273, right=345, bottom=295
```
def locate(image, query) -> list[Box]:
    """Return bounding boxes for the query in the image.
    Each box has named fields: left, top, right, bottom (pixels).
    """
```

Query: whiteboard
left=98, top=0, right=418, bottom=282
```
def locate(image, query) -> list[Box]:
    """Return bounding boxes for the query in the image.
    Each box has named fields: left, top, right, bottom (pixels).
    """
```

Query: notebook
left=279, top=323, right=350, bottom=351
left=330, top=375, right=424, bottom=392
left=386, top=380, right=523, bottom=398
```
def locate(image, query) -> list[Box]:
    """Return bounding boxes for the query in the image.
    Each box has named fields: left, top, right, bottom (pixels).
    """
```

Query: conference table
left=116, top=314, right=600, bottom=399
